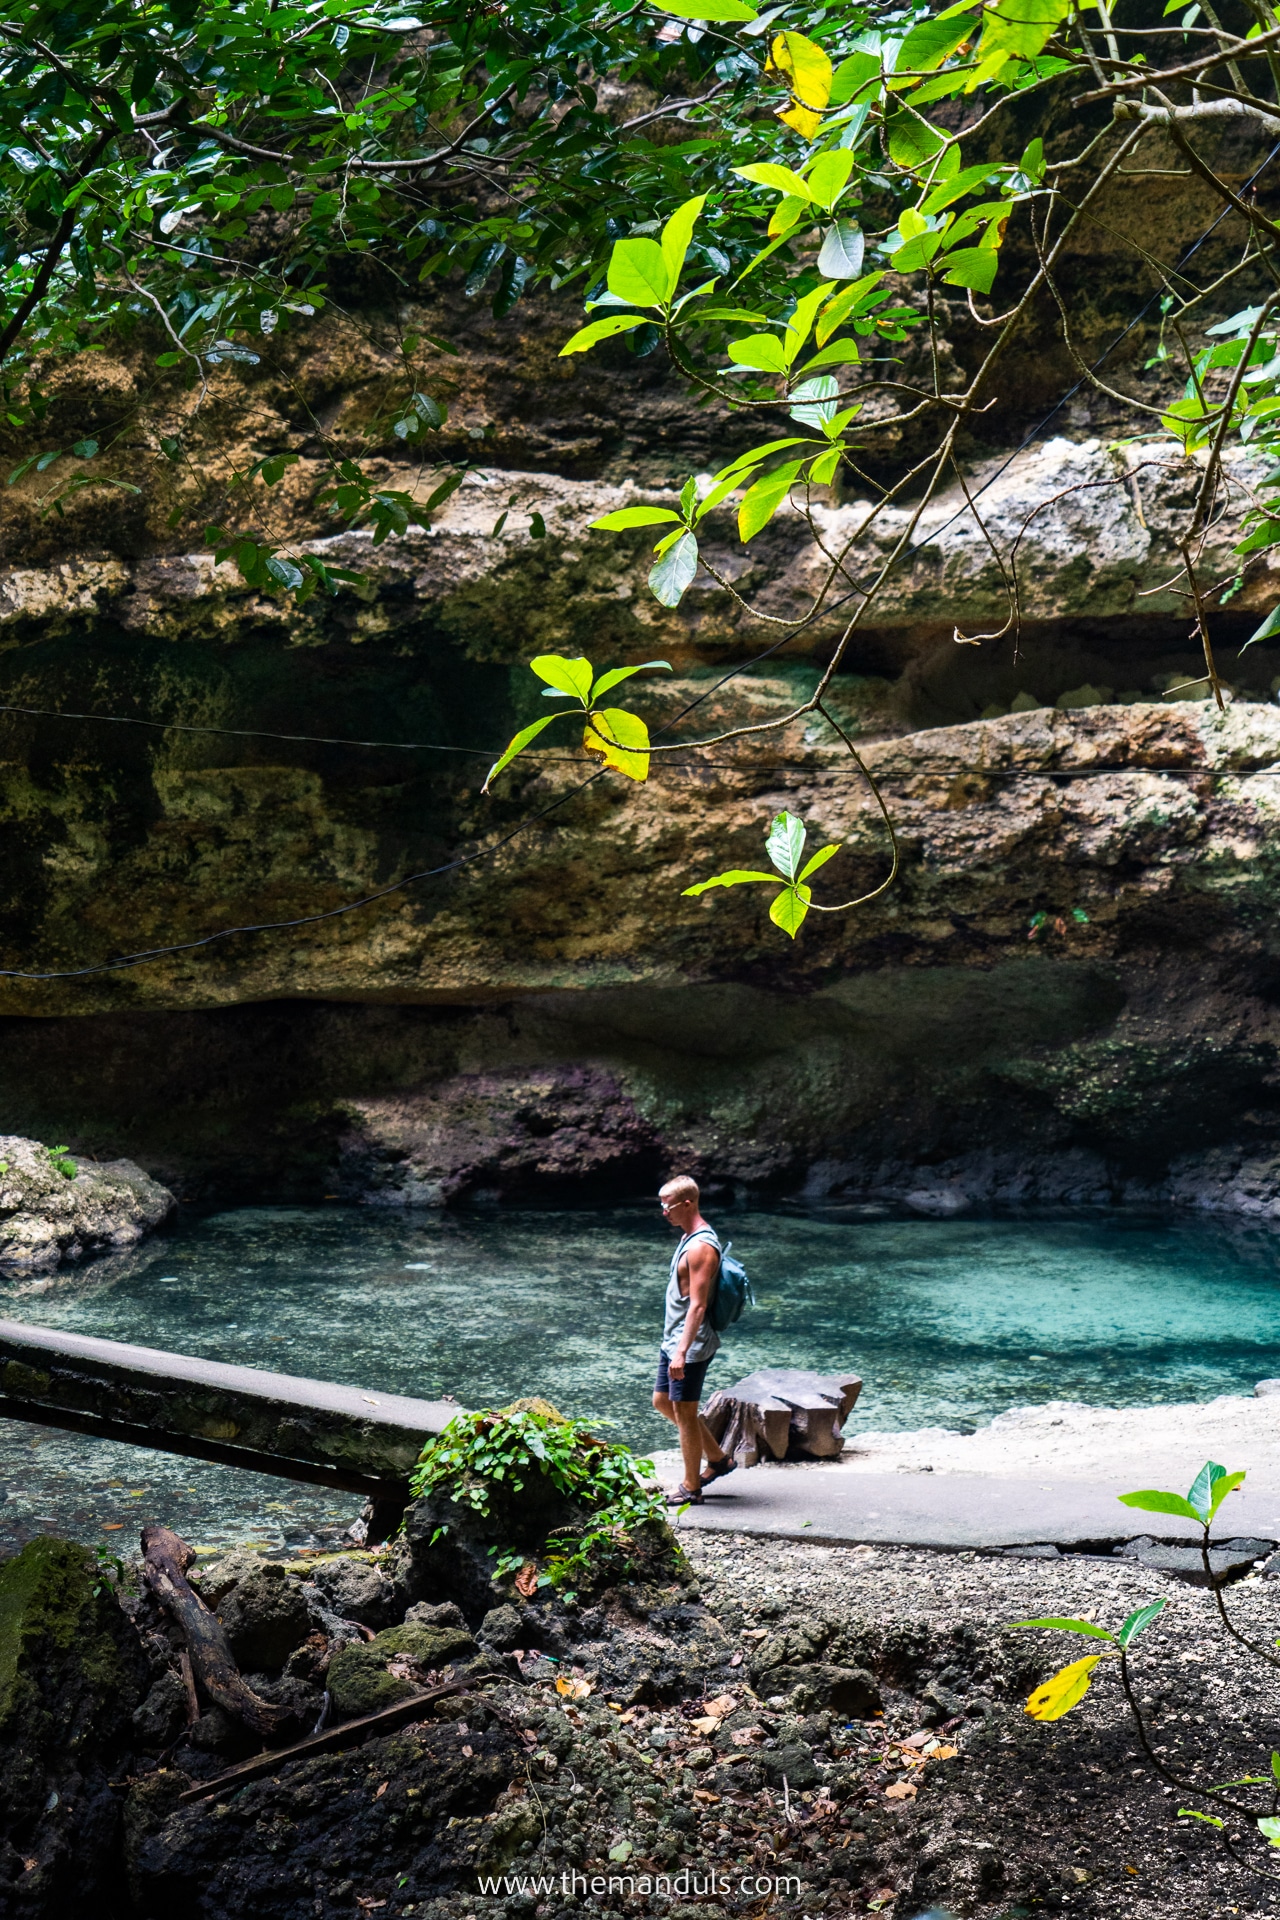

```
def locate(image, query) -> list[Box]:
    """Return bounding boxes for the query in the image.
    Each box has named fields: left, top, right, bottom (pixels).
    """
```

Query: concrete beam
left=0, top=1318, right=457, bottom=1506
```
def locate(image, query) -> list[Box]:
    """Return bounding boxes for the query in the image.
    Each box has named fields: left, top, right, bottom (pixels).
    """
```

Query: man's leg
left=671, top=1400, right=727, bottom=1490
left=653, top=1389, right=678, bottom=1429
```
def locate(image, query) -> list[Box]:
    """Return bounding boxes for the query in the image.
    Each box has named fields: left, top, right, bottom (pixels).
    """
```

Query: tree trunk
left=141, top=1524, right=292, bottom=1737
left=701, top=1369, right=862, bottom=1467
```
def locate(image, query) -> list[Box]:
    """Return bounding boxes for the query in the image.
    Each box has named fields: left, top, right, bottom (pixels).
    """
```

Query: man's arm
left=670, top=1239, right=719, bottom=1378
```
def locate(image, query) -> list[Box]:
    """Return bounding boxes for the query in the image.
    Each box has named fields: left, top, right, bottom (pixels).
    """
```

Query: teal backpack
left=709, top=1240, right=754, bottom=1332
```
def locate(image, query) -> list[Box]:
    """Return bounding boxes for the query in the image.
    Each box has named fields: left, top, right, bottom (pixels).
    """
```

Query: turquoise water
left=3, top=1203, right=1280, bottom=1553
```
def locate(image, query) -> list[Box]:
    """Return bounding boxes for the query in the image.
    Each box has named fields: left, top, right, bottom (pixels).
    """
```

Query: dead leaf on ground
left=556, top=1673, right=593, bottom=1700
left=462, top=1744, right=474, bottom=1757
left=514, top=1561, right=539, bottom=1597
left=704, top=1693, right=737, bottom=1716
left=693, top=1789, right=721, bottom=1804
left=374, top=1782, right=388, bottom=1799
left=690, top=1715, right=720, bottom=1736
left=884, top=1782, right=916, bottom=1800
left=930, top=1744, right=959, bottom=1761
left=355, top=1901, right=386, bottom=1913
left=730, top=1651, right=743, bottom=1666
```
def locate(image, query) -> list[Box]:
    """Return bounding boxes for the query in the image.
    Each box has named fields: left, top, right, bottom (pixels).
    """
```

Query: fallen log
left=175, top=1674, right=485, bottom=1805
left=702, top=1368, right=862, bottom=1467
left=141, top=1524, right=291, bottom=1737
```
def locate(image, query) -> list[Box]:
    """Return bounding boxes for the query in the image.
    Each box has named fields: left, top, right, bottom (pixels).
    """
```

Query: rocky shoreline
left=5, top=1517, right=1278, bottom=1919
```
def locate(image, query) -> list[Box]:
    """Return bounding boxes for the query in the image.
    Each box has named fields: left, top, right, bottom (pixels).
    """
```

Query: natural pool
left=3, top=1202, right=1280, bottom=1554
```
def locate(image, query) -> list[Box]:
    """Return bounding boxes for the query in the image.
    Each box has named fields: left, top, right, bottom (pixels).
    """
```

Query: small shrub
left=410, top=1400, right=669, bottom=1595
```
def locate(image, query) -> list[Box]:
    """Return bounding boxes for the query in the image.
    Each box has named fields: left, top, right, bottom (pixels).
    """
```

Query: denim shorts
left=655, top=1349, right=711, bottom=1404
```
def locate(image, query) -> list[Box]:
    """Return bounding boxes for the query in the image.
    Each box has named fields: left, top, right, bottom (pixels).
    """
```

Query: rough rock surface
left=0, top=1135, right=173, bottom=1270
left=0, top=701, right=1277, bottom=1208
left=0, top=1536, right=146, bottom=1912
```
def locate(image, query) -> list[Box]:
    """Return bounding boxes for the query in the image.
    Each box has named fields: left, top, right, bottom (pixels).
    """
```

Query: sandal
left=665, top=1483, right=704, bottom=1505
left=700, top=1458, right=737, bottom=1487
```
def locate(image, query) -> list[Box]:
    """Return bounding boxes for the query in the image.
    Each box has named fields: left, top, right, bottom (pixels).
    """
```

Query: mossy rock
left=0, top=1536, right=139, bottom=1748
left=326, top=1621, right=478, bottom=1719
left=0, top=1536, right=147, bottom=1910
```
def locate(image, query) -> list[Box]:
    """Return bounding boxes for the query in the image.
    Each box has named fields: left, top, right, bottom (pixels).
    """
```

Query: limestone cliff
left=1, top=180, right=1279, bottom=1214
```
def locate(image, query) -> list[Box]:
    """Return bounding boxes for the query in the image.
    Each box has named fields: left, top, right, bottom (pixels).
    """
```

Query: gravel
left=401, top=1533, right=1280, bottom=1920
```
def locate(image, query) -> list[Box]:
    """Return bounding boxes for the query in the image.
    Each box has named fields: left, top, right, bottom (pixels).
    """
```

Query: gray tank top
left=661, top=1227, right=722, bottom=1363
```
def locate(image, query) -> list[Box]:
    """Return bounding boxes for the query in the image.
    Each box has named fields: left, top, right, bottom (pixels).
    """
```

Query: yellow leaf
left=929, top=1744, right=959, bottom=1761
left=690, top=1714, right=720, bottom=1735
left=778, top=103, right=823, bottom=139
left=557, top=1673, right=593, bottom=1699
left=1025, top=1654, right=1101, bottom=1722
left=584, top=707, right=650, bottom=780
left=769, top=31, right=832, bottom=108
left=885, top=1781, right=917, bottom=1800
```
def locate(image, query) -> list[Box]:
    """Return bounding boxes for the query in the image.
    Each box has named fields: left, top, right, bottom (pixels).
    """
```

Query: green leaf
left=695, top=469, right=761, bottom=520
left=797, top=339, right=862, bottom=373
left=1025, top=1655, right=1101, bottom=1721
left=483, top=710, right=566, bottom=791
left=648, top=531, right=699, bottom=606
left=70, top=437, right=99, bottom=460
left=895, top=11, right=979, bottom=72
left=1117, top=1489, right=1206, bottom=1524
left=738, top=460, right=804, bottom=541
left=1007, top=1616, right=1116, bottom=1642
left=817, top=274, right=885, bottom=346
left=921, top=162, right=1005, bottom=215
left=714, top=438, right=810, bottom=480
left=682, top=869, right=780, bottom=896
left=1186, top=1461, right=1225, bottom=1522
left=805, top=151, right=855, bottom=212
left=941, top=246, right=1000, bottom=293
left=1178, top=1810, right=1225, bottom=1828
left=885, top=106, right=947, bottom=169
left=809, top=445, right=843, bottom=485
left=766, top=809, right=807, bottom=881
left=733, top=162, right=814, bottom=202
left=770, top=884, right=812, bottom=938
left=661, top=195, right=707, bottom=294
left=560, top=314, right=650, bottom=357
left=590, top=506, right=683, bottom=530
left=590, top=661, right=672, bottom=700
left=1209, top=1469, right=1247, bottom=1517
left=608, top=237, right=673, bottom=309
left=1117, top=1599, right=1168, bottom=1648
left=531, top=655, right=594, bottom=703
left=1262, top=1817, right=1280, bottom=1848
left=656, top=0, right=758, bottom=16
left=265, top=554, right=304, bottom=590
left=799, top=842, right=840, bottom=882
left=817, top=222, right=865, bottom=279
left=829, top=51, right=881, bottom=106
left=728, top=333, right=789, bottom=373
left=979, top=0, right=1071, bottom=61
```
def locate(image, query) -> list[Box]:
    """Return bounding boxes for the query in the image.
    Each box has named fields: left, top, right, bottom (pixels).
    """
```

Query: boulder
left=758, top=1663, right=882, bottom=1718
left=0, top=1135, right=173, bottom=1271
left=0, top=1536, right=147, bottom=1910
left=213, top=1560, right=315, bottom=1672
left=308, top=1554, right=398, bottom=1629
left=326, top=1618, right=478, bottom=1720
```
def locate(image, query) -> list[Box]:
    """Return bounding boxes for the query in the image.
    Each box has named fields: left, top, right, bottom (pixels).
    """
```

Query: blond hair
left=660, top=1174, right=700, bottom=1207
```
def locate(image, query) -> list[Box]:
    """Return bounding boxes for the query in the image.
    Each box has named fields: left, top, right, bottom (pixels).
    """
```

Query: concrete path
left=651, top=1456, right=1280, bottom=1549
left=650, top=1389, right=1280, bottom=1549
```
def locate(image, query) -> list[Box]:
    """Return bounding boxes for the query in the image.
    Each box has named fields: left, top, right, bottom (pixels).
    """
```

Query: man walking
left=654, top=1174, right=736, bottom=1505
